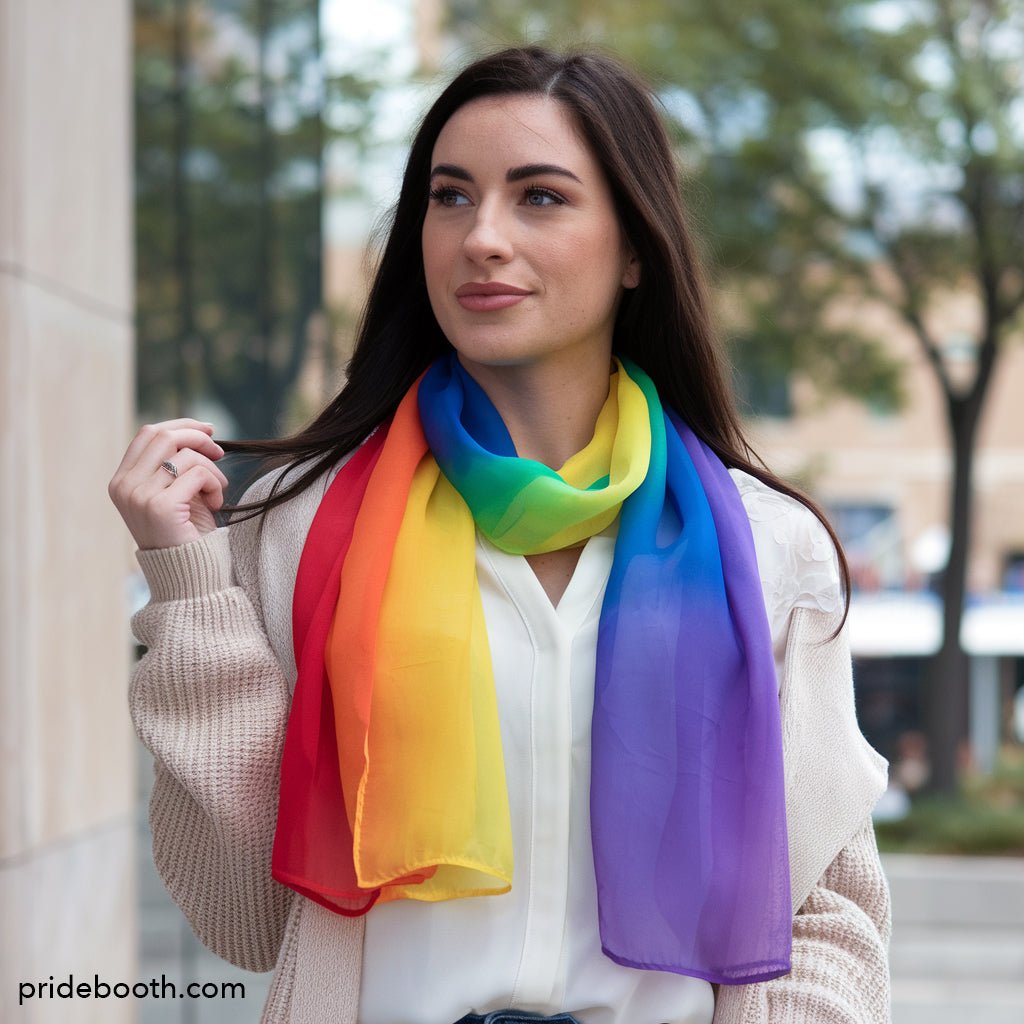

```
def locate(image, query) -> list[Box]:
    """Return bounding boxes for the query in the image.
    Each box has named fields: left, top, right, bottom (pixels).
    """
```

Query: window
left=1003, top=552, right=1024, bottom=593
left=827, top=502, right=902, bottom=590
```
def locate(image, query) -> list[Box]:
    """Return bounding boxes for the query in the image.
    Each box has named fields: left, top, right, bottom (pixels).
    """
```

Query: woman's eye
left=428, top=186, right=469, bottom=207
left=524, top=187, right=565, bottom=207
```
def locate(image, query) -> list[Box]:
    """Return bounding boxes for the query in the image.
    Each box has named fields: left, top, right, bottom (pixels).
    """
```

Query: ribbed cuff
left=136, top=528, right=235, bottom=602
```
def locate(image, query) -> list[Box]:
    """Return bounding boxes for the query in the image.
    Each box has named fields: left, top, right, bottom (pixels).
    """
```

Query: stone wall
left=0, top=1, right=136, bottom=1021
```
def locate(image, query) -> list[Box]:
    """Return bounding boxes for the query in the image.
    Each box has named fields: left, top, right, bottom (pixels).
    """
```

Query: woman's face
left=422, top=94, right=639, bottom=379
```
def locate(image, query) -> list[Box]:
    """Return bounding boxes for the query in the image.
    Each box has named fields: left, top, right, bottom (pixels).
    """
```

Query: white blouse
left=358, top=470, right=841, bottom=1024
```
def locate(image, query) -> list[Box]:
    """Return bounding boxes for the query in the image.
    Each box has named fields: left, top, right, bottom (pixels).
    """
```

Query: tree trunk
left=924, top=396, right=977, bottom=794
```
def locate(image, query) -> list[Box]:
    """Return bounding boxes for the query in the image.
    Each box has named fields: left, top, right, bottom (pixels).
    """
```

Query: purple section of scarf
left=591, top=409, right=791, bottom=983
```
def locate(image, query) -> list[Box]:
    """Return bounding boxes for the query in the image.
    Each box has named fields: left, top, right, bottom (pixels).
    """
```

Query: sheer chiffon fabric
left=273, top=354, right=791, bottom=984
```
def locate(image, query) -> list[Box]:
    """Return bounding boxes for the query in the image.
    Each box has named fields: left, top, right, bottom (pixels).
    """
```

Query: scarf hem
left=600, top=946, right=792, bottom=986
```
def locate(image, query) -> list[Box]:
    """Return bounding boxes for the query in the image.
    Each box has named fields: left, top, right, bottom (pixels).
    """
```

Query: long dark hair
left=223, top=45, right=850, bottom=612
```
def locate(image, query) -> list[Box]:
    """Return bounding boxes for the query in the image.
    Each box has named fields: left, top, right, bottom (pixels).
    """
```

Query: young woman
left=110, top=46, right=891, bottom=1024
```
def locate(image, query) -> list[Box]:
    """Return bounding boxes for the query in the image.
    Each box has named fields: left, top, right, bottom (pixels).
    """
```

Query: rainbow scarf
left=273, top=354, right=791, bottom=985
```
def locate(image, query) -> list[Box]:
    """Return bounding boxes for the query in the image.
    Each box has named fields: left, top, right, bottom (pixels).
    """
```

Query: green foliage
left=876, top=748, right=1024, bottom=855
left=876, top=796, right=1024, bottom=855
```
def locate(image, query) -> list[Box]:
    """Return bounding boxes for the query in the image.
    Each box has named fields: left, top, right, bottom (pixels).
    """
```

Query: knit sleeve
left=129, top=525, right=295, bottom=973
left=712, top=818, right=892, bottom=1024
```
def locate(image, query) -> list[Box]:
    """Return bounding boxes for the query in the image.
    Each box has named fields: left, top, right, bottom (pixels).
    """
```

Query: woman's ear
left=622, top=252, right=641, bottom=289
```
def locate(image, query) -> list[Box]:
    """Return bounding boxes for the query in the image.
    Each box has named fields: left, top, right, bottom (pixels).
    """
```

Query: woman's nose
left=462, top=202, right=514, bottom=263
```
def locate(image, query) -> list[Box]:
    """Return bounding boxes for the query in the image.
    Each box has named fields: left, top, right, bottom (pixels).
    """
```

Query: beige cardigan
left=130, top=468, right=892, bottom=1024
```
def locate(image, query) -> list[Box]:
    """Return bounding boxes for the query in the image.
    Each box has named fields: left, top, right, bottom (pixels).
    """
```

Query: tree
left=454, top=0, right=1024, bottom=792
left=135, top=0, right=380, bottom=437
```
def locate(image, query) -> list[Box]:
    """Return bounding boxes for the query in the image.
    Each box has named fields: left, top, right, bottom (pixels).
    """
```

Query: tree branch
left=969, top=324, right=1001, bottom=415
left=881, top=238, right=956, bottom=397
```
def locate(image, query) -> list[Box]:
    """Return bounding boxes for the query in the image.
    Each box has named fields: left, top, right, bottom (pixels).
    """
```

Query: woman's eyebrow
left=429, top=162, right=584, bottom=184
left=507, top=163, right=583, bottom=184
left=430, top=163, right=473, bottom=182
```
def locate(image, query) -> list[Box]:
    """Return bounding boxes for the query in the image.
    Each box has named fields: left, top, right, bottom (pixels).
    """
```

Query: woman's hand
left=109, top=418, right=230, bottom=550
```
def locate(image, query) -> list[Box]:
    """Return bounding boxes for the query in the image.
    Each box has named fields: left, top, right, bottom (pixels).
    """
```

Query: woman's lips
left=454, top=282, right=531, bottom=312
left=457, top=292, right=528, bottom=311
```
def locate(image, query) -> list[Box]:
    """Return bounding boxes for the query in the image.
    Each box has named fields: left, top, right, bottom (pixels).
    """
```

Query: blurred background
left=1, top=0, right=1022, bottom=1021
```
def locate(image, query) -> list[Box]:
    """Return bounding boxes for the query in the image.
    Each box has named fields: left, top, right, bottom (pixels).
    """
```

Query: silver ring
left=160, top=460, right=179, bottom=479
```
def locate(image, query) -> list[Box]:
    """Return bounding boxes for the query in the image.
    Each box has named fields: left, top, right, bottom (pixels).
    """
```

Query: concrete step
left=882, top=853, right=1024, bottom=929
left=884, top=854, right=1024, bottom=1022
left=893, top=977, right=1024, bottom=1024
left=889, top=924, right=1024, bottom=980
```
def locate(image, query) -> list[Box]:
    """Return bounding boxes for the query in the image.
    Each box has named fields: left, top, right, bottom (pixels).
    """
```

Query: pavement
left=883, top=852, right=1024, bottom=1024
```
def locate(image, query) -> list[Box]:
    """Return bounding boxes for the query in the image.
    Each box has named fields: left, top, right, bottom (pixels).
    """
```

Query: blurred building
left=749, top=288, right=1024, bottom=594
left=0, top=0, right=136, bottom=1021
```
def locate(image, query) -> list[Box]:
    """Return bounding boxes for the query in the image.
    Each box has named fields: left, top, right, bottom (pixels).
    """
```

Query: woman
left=110, top=46, right=891, bottom=1024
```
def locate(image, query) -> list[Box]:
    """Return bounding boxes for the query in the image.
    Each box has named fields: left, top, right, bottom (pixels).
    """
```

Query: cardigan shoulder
left=728, top=468, right=843, bottom=642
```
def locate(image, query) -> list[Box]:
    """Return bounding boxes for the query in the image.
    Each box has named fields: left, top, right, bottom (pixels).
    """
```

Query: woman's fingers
left=116, top=424, right=224, bottom=483
left=109, top=419, right=231, bottom=550
left=113, top=419, right=216, bottom=477
left=180, top=454, right=230, bottom=493
left=150, top=464, right=227, bottom=517
left=135, top=445, right=230, bottom=495
left=111, top=426, right=225, bottom=504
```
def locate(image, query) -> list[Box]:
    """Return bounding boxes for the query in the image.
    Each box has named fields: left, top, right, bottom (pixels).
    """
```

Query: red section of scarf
left=271, top=427, right=388, bottom=915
